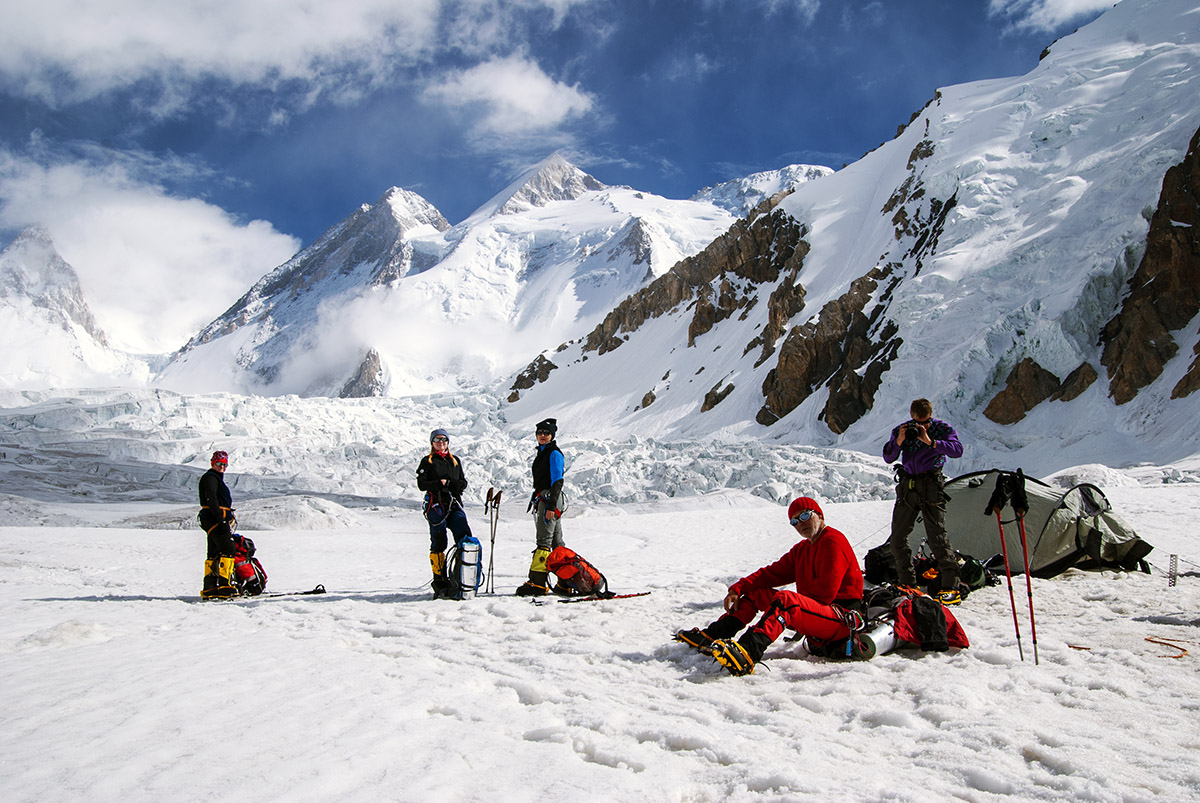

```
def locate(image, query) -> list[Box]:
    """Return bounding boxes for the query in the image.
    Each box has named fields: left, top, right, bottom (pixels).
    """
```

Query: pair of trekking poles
left=483, top=487, right=502, bottom=595
left=985, top=469, right=1039, bottom=664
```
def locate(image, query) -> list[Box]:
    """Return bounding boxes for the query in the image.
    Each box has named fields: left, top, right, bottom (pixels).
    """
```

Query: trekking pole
left=484, top=488, right=494, bottom=594
left=986, top=475, right=1025, bottom=662
left=1012, top=470, right=1039, bottom=665
left=484, top=488, right=501, bottom=594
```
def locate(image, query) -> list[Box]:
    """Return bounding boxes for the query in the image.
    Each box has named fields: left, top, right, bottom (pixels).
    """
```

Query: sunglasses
left=432, top=437, right=448, bottom=443
left=536, top=430, right=552, bottom=436
left=789, top=510, right=815, bottom=525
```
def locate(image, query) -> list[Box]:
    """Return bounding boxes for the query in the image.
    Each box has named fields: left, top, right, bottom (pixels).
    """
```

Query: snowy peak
left=481, top=154, right=607, bottom=217
left=380, top=187, right=452, bottom=236
left=0, top=227, right=108, bottom=346
left=0, top=227, right=152, bottom=389
left=692, top=164, right=834, bottom=218
left=158, top=156, right=742, bottom=398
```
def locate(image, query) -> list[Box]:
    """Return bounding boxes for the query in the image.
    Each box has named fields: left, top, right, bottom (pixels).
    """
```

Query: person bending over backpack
left=674, top=497, right=864, bottom=676
left=416, top=428, right=473, bottom=599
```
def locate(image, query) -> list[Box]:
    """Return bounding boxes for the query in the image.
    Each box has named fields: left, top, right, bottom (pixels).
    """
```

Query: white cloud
left=0, top=147, right=300, bottom=354
left=987, top=0, right=1115, bottom=32
left=765, top=0, right=821, bottom=24
left=424, top=55, right=595, bottom=141
left=0, top=1, right=597, bottom=108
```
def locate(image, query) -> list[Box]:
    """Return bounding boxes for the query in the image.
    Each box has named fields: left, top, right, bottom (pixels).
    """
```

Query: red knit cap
left=787, top=496, right=823, bottom=521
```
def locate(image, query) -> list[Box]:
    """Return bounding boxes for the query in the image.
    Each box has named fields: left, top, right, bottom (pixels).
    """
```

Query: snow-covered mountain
left=691, top=163, right=834, bottom=217
left=506, top=0, right=1200, bottom=473
left=156, top=155, right=829, bottom=398
left=0, top=228, right=152, bottom=389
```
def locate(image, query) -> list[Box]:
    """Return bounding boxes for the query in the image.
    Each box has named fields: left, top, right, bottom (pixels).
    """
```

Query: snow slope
left=3, top=370, right=1200, bottom=801
left=505, top=0, right=1200, bottom=475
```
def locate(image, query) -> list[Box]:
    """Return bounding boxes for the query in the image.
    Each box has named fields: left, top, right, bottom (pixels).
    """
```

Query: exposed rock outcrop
left=1052, top=362, right=1098, bottom=403
left=756, top=266, right=901, bottom=431
left=1101, top=124, right=1200, bottom=404
left=983, top=360, right=1100, bottom=424
left=507, top=354, right=558, bottom=401
left=701, top=381, right=735, bottom=412
left=583, top=199, right=807, bottom=356
left=983, top=358, right=1063, bottom=424
left=339, top=348, right=388, bottom=398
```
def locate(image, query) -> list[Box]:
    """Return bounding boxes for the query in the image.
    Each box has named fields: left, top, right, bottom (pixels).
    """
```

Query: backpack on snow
left=231, top=534, right=267, bottom=596
left=864, top=542, right=899, bottom=585
left=546, top=546, right=609, bottom=597
left=444, top=535, right=484, bottom=600
left=858, top=585, right=970, bottom=653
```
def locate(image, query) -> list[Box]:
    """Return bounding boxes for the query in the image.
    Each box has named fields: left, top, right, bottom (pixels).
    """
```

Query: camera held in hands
left=904, top=421, right=921, bottom=436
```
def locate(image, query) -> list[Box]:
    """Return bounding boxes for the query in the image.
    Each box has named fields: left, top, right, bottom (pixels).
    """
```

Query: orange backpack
left=546, top=546, right=609, bottom=597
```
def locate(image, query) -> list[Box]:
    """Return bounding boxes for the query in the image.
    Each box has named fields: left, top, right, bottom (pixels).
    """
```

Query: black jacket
left=416, top=451, right=468, bottom=507
left=198, top=468, right=233, bottom=529
left=531, top=440, right=564, bottom=509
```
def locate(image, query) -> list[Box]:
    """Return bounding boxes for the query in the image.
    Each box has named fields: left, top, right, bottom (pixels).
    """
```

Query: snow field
left=3, top=488, right=1199, bottom=802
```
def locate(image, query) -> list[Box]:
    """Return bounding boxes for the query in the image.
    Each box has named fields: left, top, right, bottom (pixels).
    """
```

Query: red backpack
left=232, top=535, right=268, bottom=597
left=546, top=546, right=609, bottom=597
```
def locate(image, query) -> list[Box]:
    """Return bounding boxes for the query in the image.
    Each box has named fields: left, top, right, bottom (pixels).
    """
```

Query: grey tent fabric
left=913, top=470, right=1154, bottom=578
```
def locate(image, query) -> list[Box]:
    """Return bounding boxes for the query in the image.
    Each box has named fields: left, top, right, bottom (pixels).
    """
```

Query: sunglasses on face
left=432, top=437, right=448, bottom=444
left=789, top=511, right=815, bottom=526
left=536, top=430, right=552, bottom=436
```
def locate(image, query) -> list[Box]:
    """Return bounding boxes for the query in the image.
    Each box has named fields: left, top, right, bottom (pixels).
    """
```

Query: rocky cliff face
left=339, top=348, right=388, bottom=398
left=1100, top=124, right=1200, bottom=404
left=983, top=359, right=1099, bottom=424
left=580, top=195, right=805, bottom=358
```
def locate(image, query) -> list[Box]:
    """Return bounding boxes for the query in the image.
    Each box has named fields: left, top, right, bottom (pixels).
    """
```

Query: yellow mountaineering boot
left=516, top=548, right=551, bottom=596
left=430, top=551, right=450, bottom=599
left=706, top=639, right=757, bottom=676
left=200, top=559, right=219, bottom=599
left=213, top=556, right=238, bottom=599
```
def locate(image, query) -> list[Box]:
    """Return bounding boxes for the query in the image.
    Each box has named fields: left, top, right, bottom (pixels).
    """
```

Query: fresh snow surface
left=2, top=388, right=1200, bottom=801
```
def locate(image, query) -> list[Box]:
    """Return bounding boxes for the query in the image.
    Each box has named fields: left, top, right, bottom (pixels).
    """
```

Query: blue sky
left=0, top=0, right=1114, bottom=352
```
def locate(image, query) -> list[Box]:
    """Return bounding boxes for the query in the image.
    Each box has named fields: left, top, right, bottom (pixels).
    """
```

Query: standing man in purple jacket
left=883, top=398, right=966, bottom=603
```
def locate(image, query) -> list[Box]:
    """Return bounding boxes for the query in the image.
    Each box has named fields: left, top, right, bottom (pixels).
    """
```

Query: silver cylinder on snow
left=456, top=538, right=482, bottom=599
left=860, top=622, right=898, bottom=657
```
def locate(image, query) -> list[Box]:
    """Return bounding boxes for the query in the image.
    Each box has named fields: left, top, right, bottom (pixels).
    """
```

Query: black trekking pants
left=888, top=470, right=959, bottom=589
left=206, top=522, right=236, bottom=559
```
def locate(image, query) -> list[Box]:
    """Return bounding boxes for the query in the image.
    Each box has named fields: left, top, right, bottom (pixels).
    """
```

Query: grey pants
left=534, top=498, right=566, bottom=551
left=888, top=471, right=959, bottom=589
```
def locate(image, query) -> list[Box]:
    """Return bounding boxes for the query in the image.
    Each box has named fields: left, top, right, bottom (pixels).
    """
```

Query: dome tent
left=925, top=470, right=1153, bottom=578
